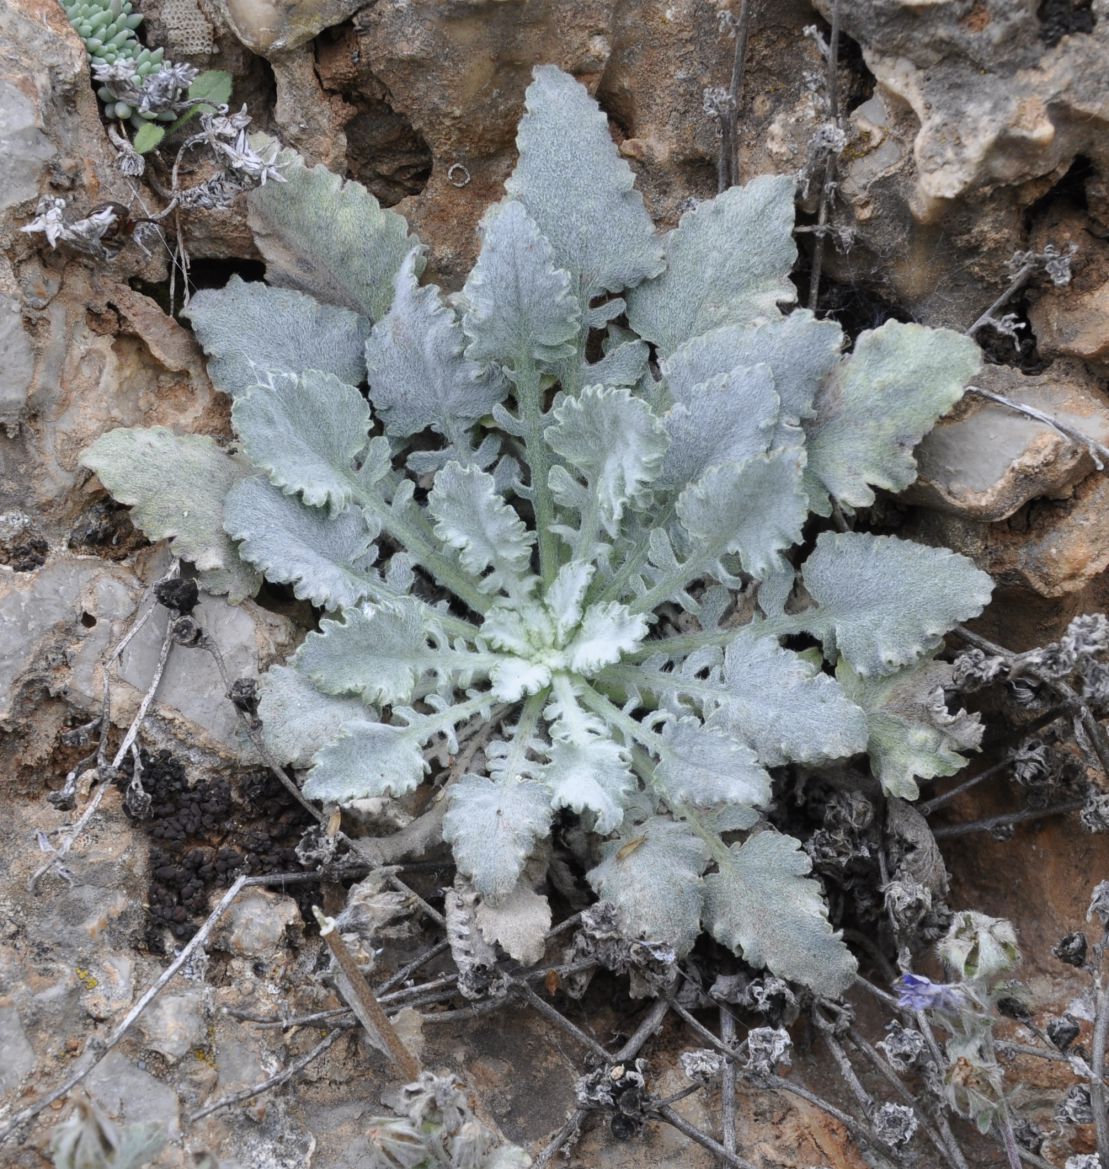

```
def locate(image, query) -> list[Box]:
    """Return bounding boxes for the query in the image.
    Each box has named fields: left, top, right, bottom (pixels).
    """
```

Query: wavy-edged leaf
left=676, top=450, right=808, bottom=581
left=232, top=370, right=370, bottom=514
left=428, top=462, right=535, bottom=597
left=257, top=665, right=370, bottom=768
left=837, top=657, right=983, bottom=799
left=663, top=313, right=843, bottom=428
left=474, top=882, right=552, bottom=963
left=546, top=737, right=635, bottom=835
left=704, top=830, right=856, bottom=995
left=566, top=602, right=648, bottom=674
left=545, top=561, right=593, bottom=642
left=505, top=65, right=663, bottom=301
left=659, top=363, right=779, bottom=492
left=546, top=385, right=668, bottom=534
left=461, top=199, right=580, bottom=370
left=626, top=177, right=797, bottom=354
left=694, top=628, right=868, bottom=766
left=224, top=477, right=376, bottom=610
left=655, top=718, right=769, bottom=818
left=184, top=277, right=371, bottom=397
left=796, top=531, right=994, bottom=676
left=365, top=250, right=507, bottom=440
left=584, top=337, right=650, bottom=387
left=81, top=427, right=260, bottom=603
left=303, top=720, right=427, bottom=802
left=444, top=776, right=553, bottom=900
left=247, top=144, right=416, bottom=321
left=294, top=600, right=486, bottom=705
left=588, top=816, right=709, bottom=955
left=804, top=320, right=981, bottom=513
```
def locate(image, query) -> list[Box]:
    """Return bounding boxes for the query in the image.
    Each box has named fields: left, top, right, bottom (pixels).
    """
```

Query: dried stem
left=188, top=1028, right=346, bottom=1123
left=314, top=906, right=421, bottom=1082
left=807, top=0, right=840, bottom=312
left=954, top=625, right=1109, bottom=778
left=965, top=262, right=1037, bottom=338
left=29, top=580, right=179, bottom=892
left=531, top=998, right=671, bottom=1169
left=931, top=800, right=1084, bottom=839
left=719, top=0, right=753, bottom=190
left=517, top=983, right=609, bottom=1061
left=1091, top=949, right=1109, bottom=1169
left=654, top=1104, right=759, bottom=1169
left=720, top=1007, right=738, bottom=1165
left=847, top=1028, right=963, bottom=1169
left=377, top=939, right=452, bottom=994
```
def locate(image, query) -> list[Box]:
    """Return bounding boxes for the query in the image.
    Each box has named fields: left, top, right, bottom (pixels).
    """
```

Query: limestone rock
left=816, top=0, right=1109, bottom=214
left=1, top=551, right=294, bottom=757
left=0, top=556, right=133, bottom=723
left=8, top=270, right=222, bottom=523
left=0, top=293, right=34, bottom=429
left=352, top=0, right=623, bottom=285
left=212, top=0, right=370, bottom=55
left=112, top=585, right=295, bottom=753
left=138, top=989, right=206, bottom=1061
left=214, top=888, right=301, bottom=958
left=0, top=79, right=55, bottom=214
left=908, top=363, right=1109, bottom=522
left=82, top=953, right=135, bottom=1021
left=910, top=472, right=1109, bottom=599
left=1027, top=207, right=1109, bottom=366
left=0, top=1006, right=35, bottom=1098
left=86, top=1050, right=182, bottom=1138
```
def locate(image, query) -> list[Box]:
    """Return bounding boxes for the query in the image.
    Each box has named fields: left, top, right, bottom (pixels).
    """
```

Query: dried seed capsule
left=1053, top=931, right=1088, bottom=967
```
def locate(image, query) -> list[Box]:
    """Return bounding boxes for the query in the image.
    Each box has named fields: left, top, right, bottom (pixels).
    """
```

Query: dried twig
left=654, top=1104, right=759, bottom=1169
left=314, top=906, right=421, bottom=1082
left=531, top=999, right=671, bottom=1169
left=720, top=1007, right=738, bottom=1165
left=1091, top=926, right=1109, bottom=1169
left=954, top=625, right=1109, bottom=777
left=188, top=1028, right=347, bottom=1123
left=718, top=0, right=753, bottom=191
left=517, top=983, right=609, bottom=1060
left=847, top=1027, right=961, bottom=1169
left=931, top=800, right=1084, bottom=839
left=807, top=0, right=840, bottom=312
left=965, top=260, right=1038, bottom=338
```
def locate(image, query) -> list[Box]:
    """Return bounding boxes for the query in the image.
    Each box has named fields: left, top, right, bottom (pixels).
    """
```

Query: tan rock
left=910, top=471, right=1109, bottom=599
left=211, top=0, right=369, bottom=55
left=814, top=0, right=1109, bottom=212
left=909, top=363, right=1109, bottom=521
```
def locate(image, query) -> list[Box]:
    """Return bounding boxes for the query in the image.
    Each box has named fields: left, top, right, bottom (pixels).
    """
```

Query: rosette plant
left=84, top=66, right=993, bottom=995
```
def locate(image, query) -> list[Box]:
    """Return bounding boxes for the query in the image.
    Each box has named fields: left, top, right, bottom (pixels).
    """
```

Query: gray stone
left=82, top=953, right=136, bottom=1022
left=214, top=888, right=301, bottom=959
left=0, top=1006, right=35, bottom=1098
left=213, top=0, right=371, bottom=55
left=117, top=588, right=293, bottom=752
left=0, top=80, right=55, bottom=213
left=0, top=295, right=33, bottom=428
left=138, top=989, right=207, bottom=1062
left=909, top=364, right=1109, bottom=522
left=86, top=1050, right=181, bottom=1138
left=0, top=557, right=134, bottom=722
